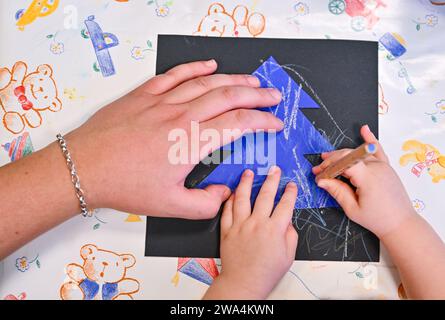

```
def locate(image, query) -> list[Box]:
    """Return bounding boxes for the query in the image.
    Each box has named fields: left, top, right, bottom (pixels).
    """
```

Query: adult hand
left=66, top=60, right=284, bottom=219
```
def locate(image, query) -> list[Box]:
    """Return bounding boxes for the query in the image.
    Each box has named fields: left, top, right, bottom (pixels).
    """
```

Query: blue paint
left=84, top=15, right=119, bottom=77
left=180, top=260, right=214, bottom=285
left=379, top=33, right=406, bottom=58
left=197, top=56, right=338, bottom=209
left=79, top=278, right=118, bottom=300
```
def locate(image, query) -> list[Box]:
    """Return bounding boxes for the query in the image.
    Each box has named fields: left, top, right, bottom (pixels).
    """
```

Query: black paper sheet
left=145, top=35, right=379, bottom=262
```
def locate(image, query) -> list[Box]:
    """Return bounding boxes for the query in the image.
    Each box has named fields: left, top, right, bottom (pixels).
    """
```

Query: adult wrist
left=56, top=134, right=91, bottom=217
left=55, top=132, right=102, bottom=212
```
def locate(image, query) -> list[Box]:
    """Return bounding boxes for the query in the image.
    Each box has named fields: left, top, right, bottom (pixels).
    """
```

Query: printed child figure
left=60, top=244, right=140, bottom=300
left=0, top=61, right=62, bottom=134
left=194, top=3, right=266, bottom=37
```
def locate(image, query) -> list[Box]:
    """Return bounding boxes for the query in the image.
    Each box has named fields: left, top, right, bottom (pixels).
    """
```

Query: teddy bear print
left=400, top=140, right=445, bottom=183
left=60, top=244, right=140, bottom=300
left=0, top=61, right=62, bottom=134
left=194, top=3, right=266, bottom=37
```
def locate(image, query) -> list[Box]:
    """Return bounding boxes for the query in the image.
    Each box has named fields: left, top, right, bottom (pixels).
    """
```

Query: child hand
left=313, top=125, right=417, bottom=238
left=204, top=167, right=298, bottom=300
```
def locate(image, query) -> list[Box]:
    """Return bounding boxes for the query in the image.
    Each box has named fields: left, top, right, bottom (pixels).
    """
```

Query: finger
left=174, top=184, right=230, bottom=219
left=233, top=170, right=254, bottom=227
left=221, top=195, right=234, bottom=239
left=162, top=74, right=260, bottom=104
left=199, top=109, right=283, bottom=160
left=186, top=86, right=282, bottom=121
left=360, top=125, right=389, bottom=163
left=286, top=224, right=298, bottom=261
left=312, top=149, right=353, bottom=175
left=342, top=161, right=369, bottom=187
left=252, top=166, right=281, bottom=218
left=317, top=179, right=359, bottom=216
left=143, top=60, right=217, bottom=95
left=271, top=182, right=298, bottom=231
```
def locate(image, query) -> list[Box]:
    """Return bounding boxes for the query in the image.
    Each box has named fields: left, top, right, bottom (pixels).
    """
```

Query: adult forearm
left=0, top=142, right=80, bottom=259
left=382, top=214, right=445, bottom=299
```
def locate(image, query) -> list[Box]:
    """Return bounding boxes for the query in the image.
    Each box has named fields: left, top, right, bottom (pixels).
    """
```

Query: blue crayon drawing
left=83, top=15, right=119, bottom=77
left=197, top=56, right=338, bottom=209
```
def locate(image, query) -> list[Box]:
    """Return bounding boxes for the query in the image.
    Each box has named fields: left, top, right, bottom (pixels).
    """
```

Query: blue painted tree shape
left=197, top=56, right=339, bottom=209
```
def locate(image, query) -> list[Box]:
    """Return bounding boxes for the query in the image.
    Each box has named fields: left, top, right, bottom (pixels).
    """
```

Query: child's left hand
left=204, top=166, right=298, bottom=300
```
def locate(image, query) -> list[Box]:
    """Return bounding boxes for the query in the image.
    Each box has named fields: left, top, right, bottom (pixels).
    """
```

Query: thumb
left=360, top=125, right=389, bottom=163
left=317, top=179, right=359, bottom=218
left=176, top=185, right=231, bottom=219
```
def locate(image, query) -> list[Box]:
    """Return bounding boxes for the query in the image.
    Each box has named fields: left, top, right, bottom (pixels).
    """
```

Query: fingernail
left=268, top=165, right=280, bottom=175
left=247, top=75, right=260, bottom=86
left=268, top=88, right=282, bottom=101
left=287, top=182, right=297, bottom=188
left=243, top=169, right=254, bottom=177
left=273, top=117, right=284, bottom=129
left=265, top=115, right=283, bottom=131
left=364, top=124, right=370, bottom=132
left=205, top=59, right=216, bottom=67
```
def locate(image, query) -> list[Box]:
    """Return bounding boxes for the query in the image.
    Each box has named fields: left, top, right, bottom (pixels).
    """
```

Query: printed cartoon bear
left=60, top=244, right=140, bottom=300
left=194, top=3, right=266, bottom=37
left=399, top=140, right=445, bottom=183
left=0, top=61, right=62, bottom=134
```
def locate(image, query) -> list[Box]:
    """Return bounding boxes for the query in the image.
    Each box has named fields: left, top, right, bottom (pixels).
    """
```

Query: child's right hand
left=313, top=125, right=417, bottom=238
left=314, top=126, right=445, bottom=300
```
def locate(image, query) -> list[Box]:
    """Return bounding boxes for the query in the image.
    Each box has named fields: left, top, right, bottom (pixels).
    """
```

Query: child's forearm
left=203, top=274, right=265, bottom=300
left=381, top=213, right=445, bottom=299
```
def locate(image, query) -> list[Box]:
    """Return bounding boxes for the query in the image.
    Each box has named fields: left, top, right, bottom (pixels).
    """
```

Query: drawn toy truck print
left=328, top=0, right=386, bottom=31
left=83, top=16, right=119, bottom=77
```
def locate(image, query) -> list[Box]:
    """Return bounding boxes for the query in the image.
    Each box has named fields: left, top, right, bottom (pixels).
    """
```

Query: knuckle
left=330, top=186, right=341, bottom=199
left=281, top=198, right=293, bottom=208
left=164, top=71, right=178, bottom=83
left=166, top=103, right=188, bottom=121
left=195, top=76, right=211, bottom=89
left=260, top=189, right=275, bottom=199
left=221, top=87, right=240, bottom=104
left=258, top=87, right=272, bottom=99
left=198, top=203, right=220, bottom=219
left=233, top=109, right=251, bottom=128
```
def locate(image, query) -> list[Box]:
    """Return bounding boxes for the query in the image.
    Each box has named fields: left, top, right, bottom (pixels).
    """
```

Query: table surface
left=1, top=0, right=444, bottom=300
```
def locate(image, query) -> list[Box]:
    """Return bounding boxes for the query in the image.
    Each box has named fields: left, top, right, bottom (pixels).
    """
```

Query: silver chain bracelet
left=56, top=134, right=91, bottom=217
